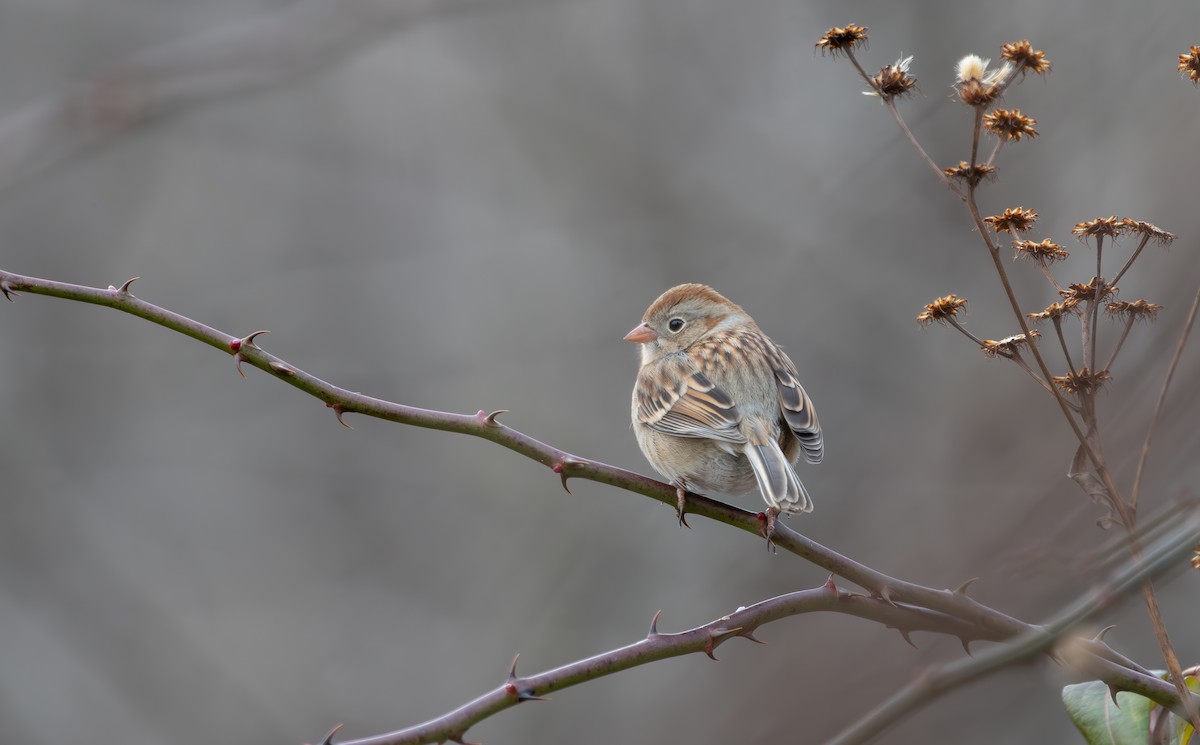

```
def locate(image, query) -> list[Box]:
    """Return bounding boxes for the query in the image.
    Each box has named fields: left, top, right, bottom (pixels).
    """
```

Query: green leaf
left=1062, top=680, right=1151, bottom=744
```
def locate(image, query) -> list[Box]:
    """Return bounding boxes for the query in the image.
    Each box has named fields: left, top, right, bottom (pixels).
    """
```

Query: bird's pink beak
left=624, top=323, right=658, bottom=344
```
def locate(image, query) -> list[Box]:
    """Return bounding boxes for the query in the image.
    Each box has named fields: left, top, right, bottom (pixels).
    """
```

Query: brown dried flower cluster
left=957, top=79, right=1001, bottom=107
left=1013, top=238, right=1068, bottom=263
left=979, top=330, right=1039, bottom=358
left=1106, top=299, right=1162, bottom=322
left=1052, top=367, right=1112, bottom=395
left=815, top=25, right=868, bottom=57
left=1069, top=216, right=1176, bottom=244
left=1060, top=278, right=1117, bottom=303
left=1121, top=219, right=1176, bottom=245
left=917, top=294, right=967, bottom=326
left=1001, top=40, right=1051, bottom=75
left=871, top=60, right=918, bottom=98
left=983, top=109, right=1038, bottom=141
left=985, top=207, right=1038, bottom=234
left=1179, top=45, right=1200, bottom=84
left=1027, top=299, right=1079, bottom=322
left=943, top=161, right=996, bottom=185
left=1072, top=216, right=1123, bottom=240
left=1193, top=545, right=1200, bottom=570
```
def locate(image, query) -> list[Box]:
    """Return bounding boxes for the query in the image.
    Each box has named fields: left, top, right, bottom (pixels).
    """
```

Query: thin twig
left=1007, top=349, right=1059, bottom=399
left=1089, top=235, right=1105, bottom=371
left=842, top=49, right=961, bottom=197
left=1052, top=316, right=1077, bottom=371
left=885, top=98, right=963, bottom=197
left=984, top=137, right=1005, bottom=168
left=1112, top=234, right=1152, bottom=287
left=1035, top=259, right=1064, bottom=292
left=946, top=316, right=990, bottom=347
left=1100, top=316, right=1135, bottom=374
left=1130, top=283, right=1200, bottom=512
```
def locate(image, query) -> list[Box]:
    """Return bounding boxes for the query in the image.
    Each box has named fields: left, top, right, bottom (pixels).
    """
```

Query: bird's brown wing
left=634, top=356, right=745, bottom=444
left=767, top=343, right=823, bottom=464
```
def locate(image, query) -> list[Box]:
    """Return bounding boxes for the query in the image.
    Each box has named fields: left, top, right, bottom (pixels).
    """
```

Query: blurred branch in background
left=0, top=0, right=498, bottom=197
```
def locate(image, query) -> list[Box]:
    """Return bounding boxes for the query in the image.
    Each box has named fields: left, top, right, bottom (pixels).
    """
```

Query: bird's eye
left=667, top=318, right=685, bottom=333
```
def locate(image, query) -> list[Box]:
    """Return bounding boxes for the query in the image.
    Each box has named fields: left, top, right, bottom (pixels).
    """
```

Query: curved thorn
left=485, top=409, right=509, bottom=427
left=877, top=586, right=898, bottom=608
left=329, top=404, right=353, bottom=430
left=897, top=628, right=918, bottom=649
left=118, top=276, right=140, bottom=294
left=0, top=281, right=17, bottom=301
left=233, top=352, right=247, bottom=377
left=647, top=609, right=662, bottom=637
left=712, top=627, right=742, bottom=643
left=959, top=637, right=973, bottom=656
left=1093, top=624, right=1117, bottom=642
left=703, top=627, right=744, bottom=661
left=268, top=361, right=295, bottom=377
left=507, top=654, right=520, bottom=682
left=953, top=577, right=980, bottom=595
left=242, top=329, right=270, bottom=348
left=321, top=724, right=344, bottom=745
left=824, top=574, right=838, bottom=593
left=551, top=463, right=572, bottom=494
left=741, top=629, right=767, bottom=645
left=1108, top=684, right=1122, bottom=707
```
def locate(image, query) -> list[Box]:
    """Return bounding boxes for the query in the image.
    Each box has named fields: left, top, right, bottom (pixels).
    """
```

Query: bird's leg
left=673, top=482, right=691, bottom=529
left=759, top=506, right=782, bottom=552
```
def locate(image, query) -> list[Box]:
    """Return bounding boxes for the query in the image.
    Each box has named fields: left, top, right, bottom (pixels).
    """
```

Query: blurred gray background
left=1, top=0, right=1198, bottom=743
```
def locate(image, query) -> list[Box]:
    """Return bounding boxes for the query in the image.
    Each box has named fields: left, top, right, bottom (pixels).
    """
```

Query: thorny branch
left=342, top=582, right=998, bottom=745
left=2, top=267, right=1198, bottom=744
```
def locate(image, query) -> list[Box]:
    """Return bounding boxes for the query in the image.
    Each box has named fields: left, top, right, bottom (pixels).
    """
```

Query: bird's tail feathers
left=744, top=441, right=813, bottom=513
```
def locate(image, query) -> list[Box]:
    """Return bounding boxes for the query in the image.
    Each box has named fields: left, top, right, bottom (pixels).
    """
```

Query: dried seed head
left=1001, top=40, right=1052, bottom=76
left=1014, top=238, right=1068, bottom=263
left=957, top=79, right=1001, bottom=107
left=917, top=294, right=968, bottom=326
left=954, top=55, right=1007, bottom=106
left=957, top=55, right=988, bottom=82
left=943, top=161, right=996, bottom=185
left=983, top=109, right=1038, bottom=141
left=1072, top=216, right=1123, bottom=240
left=1119, top=219, right=1176, bottom=245
left=816, top=25, right=868, bottom=57
left=868, top=56, right=917, bottom=99
left=985, top=207, right=1038, bottom=234
left=1027, top=299, right=1080, bottom=322
left=980, top=330, right=1039, bottom=358
left=1060, top=277, right=1117, bottom=303
left=1052, top=367, right=1112, bottom=395
left=1106, top=299, right=1162, bottom=322
left=1179, top=45, right=1200, bottom=84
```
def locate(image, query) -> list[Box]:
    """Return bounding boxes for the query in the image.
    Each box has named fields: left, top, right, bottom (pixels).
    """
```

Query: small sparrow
left=625, top=284, right=823, bottom=531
